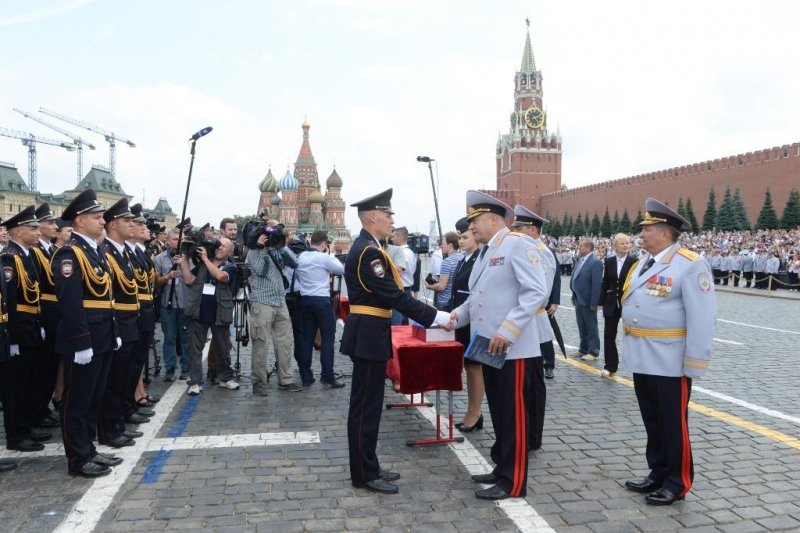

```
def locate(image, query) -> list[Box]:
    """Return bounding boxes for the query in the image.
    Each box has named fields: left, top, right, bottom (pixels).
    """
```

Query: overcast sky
left=1, top=0, right=798, bottom=234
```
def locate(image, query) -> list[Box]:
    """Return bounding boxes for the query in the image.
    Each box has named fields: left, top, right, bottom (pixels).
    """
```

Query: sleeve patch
left=61, top=259, right=74, bottom=278
left=3, top=266, right=13, bottom=282
left=697, top=272, right=711, bottom=293
left=526, top=247, right=540, bottom=264
left=370, top=259, right=385, bottom=278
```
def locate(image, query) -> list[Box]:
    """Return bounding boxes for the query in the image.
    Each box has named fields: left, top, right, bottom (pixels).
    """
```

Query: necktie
left=639, top=257, right=655, bottom=277
left=479, top=246, right=488, bottom=260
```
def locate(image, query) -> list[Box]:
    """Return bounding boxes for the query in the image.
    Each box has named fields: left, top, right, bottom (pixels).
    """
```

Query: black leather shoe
left=379, top=468, right=401, bottom=482
left=99, top=436, right=135, bottom=448
left=528, top=444, right=542, bottom=453
left=471, top=472, right=499, bottom=484
left=320, top=378, right=346, bottom=389
left=69, top=462, right=111, bottom=478
left=137, top=409, right=156, bottom=417
left=123, top=429, right=144, bottom=439
left=29, top=430, right=52, bottom=442
left=125, top=413, right=150, bottom=424
left=92, top=454, right=123, bottom=467
left=0, top=461, right=17, bottom=472
left=625, top=477, right=662, bottom=493
left=352, top=478, right=399, bottom=494
left=36, top=415, right=60, bottom=428
left=475, top=484, right=511, bottom=500
left=458, top=414, right=484, bottom=433
left=7, top=439, right=44, bottom=452
left=646, top=487, right=683, bottom=505
left=544, top=368, right=554, bottom=379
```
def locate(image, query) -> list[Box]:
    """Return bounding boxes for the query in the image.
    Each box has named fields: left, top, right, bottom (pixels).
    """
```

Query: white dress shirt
left=615, top=254, right=627, bottom=278
left=399, top=244, right=416, bottom=288
left=295, top=249, right=345, bottom=297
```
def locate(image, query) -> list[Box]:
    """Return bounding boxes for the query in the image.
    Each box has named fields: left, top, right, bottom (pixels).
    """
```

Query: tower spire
left=520, top=20, right=536, bottom=75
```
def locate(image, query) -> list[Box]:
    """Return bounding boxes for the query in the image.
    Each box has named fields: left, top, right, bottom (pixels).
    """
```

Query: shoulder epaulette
left=538, top=243, right=547, bottom=250
left=507, top=232, right=525, bottom=237
left=676, top=248, right=700, bottom=261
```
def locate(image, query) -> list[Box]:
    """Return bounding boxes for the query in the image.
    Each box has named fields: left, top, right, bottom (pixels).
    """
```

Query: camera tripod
left=233, top=276, right=252, bottom=378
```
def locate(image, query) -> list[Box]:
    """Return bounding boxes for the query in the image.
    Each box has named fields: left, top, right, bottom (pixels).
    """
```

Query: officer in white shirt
left=295, top=230, right=346, bottom=388
left=389, top=227, right=416, bottom=325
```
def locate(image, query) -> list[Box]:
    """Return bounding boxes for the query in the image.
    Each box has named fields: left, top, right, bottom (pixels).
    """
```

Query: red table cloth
left=335, top=295, right=350, bottom=321
left=387, top=326, right=464, bottom=394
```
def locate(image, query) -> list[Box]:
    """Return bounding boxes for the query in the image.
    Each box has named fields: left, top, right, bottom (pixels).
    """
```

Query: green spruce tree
left=583, top=212, right=590, bottom=230
left=716, top=186, right=736, bottom=231
left=685, top=197, right=699, bottom=234
left=702, top=187, right=717, bottom=231
left=548, top=218, right=563, bottom=239
left=632, top=208, right=644, bottom=228
left=677, top=197, right=687, bottom=219
left=732, top=188, right=750, bottom=230
left=590, top=212, right=601, bottom=236
left=781, top=189, right=800, bottom=229
left=572, top=212, right=585, bottom=236
left=612, top=209, right=620, bottom=234
left=756, top=187, right=780, bottom=230
left=600, top=207, right=613, bottom=237
left=619, top=208, right=631, bottom=234
left=561, top=212, right=571, bottom=235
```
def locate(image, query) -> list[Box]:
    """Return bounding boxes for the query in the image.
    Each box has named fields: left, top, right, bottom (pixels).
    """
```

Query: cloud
left=361, top=65, right=413, bottom=83
left=0, top=0, right=98, bottom=27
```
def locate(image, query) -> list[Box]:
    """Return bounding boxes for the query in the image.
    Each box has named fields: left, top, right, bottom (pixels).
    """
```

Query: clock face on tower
left=524, top=106, right=544, bottom=129
left=510, top=111, right=518, bottom=131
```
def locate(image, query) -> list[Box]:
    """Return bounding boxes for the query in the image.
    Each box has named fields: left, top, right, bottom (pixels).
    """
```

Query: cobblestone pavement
left=1, top=278, right=799, bottom=532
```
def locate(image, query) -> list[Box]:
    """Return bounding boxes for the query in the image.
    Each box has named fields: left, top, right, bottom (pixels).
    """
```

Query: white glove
left=75, top=348, right=93, bottom=365
left=10, top=345, right=19, bottom=357
left=433, top=311, right=454, bottom=327
left=115, top=337, right=122, bottom=350
left=40, top=327, right=46, bottom=341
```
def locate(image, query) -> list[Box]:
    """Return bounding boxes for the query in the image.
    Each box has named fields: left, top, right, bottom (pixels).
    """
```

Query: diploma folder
left=464, top=332, right=507, bottom=369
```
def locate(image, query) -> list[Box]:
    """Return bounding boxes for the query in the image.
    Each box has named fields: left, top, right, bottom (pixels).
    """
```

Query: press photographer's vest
left=186, top=263, right=234, bottom=325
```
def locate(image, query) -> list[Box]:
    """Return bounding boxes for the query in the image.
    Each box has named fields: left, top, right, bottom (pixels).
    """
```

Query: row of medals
left=646, top=280, right=672, bottom=297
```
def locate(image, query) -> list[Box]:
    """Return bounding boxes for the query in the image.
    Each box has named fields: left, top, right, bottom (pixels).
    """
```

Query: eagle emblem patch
left=61, top=260, right=74, bottom=278
left=526, top=247, right=540, bottom=264
left=697, top=272, right=711, bottom=293
left=3, top=267, right=12, bottom=282
left=370, top=259, right=385, bottom=278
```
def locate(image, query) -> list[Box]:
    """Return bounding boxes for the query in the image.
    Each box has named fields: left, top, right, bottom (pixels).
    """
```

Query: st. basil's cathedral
left=256, top=118, right=352, bottom=254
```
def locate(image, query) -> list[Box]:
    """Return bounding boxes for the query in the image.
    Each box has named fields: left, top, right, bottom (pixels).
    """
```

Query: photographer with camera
left=424, top=231, right=461, bottom=311
left=181, top=237, right=239, bottom=395
left=155, top=229, right=190, bottom=381
left=244, top=222, right=302, bottom=396
left=295, top=230, right=345, bottom=388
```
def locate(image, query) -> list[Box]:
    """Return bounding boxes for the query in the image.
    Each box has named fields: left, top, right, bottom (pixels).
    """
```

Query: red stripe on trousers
left=678, top=376, right=692, bottom=497
left=511, top=359, right=525, bottom=497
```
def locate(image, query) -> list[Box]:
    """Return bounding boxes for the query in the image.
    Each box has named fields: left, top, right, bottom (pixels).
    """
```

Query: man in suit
left=341, top=189, right=451, bottom=495
left=599, top=233, right=636, bottom=378
left=569, top=238, right=603, bottom=360
left=451, top=192, right=548, bottom=500
left=622, top=198, right=716, bottom=505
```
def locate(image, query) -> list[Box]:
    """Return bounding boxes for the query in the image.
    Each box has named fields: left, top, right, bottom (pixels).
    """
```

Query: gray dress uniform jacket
left=741, top=252, right=754, bottom=272
left=621, top=243, right=716, bottom=378
left=453, top=227, right=548, bottom=361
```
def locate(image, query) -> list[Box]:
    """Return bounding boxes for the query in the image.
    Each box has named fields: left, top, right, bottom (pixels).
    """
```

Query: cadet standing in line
left=451, top=192, right=549, bottom=500
left=2, top=205, right=49, bottom=451
left=0, top=215, right=16, bottom=471
left=341, top=188, right=452, bottom=495
left=510, top=205, right=557, bottom=452
left=52, top=189, right=122, bottom=477
left=622, top=198, right=716, bottom=505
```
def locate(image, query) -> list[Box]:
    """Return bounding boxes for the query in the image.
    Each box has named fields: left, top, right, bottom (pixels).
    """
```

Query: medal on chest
left=644, top=275, right=672, bottom=297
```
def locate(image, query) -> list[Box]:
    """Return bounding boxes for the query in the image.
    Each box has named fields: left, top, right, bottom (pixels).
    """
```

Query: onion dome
left=308, top=189, right=324, bottom=203
left=271, top=193, right=282, bottom=206
left=302, top=117, right=310, bottom=128
left=259, top=168, right=279, bottom=193
left=279, top=169, right=298, bottom=191
left=326, top=167, right=343, bottom=188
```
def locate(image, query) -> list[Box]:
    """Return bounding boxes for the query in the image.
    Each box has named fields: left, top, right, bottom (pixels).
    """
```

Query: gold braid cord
left=620, top=259, right=640, bottom=306
left=133, top=265, right=154, bottom=295
left=32, top=247, right=55, bottom=287
left=357, top=246, right=404, bottom=293
left=13, top=255, right=40, bottom=304
left=58, top=246, right=111, bottom=299
left=107, top=254, right=138, bottom=296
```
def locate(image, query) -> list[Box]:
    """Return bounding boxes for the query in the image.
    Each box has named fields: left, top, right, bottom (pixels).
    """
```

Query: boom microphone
left=189, top=127, right=213, bottom=141
left=416, top=156, right=434, bottom=163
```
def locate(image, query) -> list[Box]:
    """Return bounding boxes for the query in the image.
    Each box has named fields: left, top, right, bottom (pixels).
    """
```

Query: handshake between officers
left=340, top=188, right=453, bottom=495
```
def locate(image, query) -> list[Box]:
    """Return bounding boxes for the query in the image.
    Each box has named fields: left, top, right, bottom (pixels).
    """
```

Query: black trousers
left=288, top=304, right=304, bottom=369
left=527, top=355, right=546, bottom=451
left=633, top=373, right=694, bottom=497
left=712, top=268, right=721, bottom=284
left=124, top=331, right=153, bottom=419
left=34, top=318, right=60, bottom=421
left=1, top=349, right=35, bottom=443
left=743, top=271, right=753, bottom=287
left=61, top=349, right=112, bottom=469
left=603, top=308, right=622, bottom=373
left=347, top=356, right=387, bottom=484
left=98, top=341, right=136, bottom=441
left=541, top=339, right=555, bottom=370
left=485, top=358, right=532, bottom=497
left=732, top=270, right=740, bottom=287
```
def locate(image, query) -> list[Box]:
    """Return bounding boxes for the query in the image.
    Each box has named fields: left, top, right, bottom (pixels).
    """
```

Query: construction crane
left=0, top=127, right=76, bottom=191
left=14, top=107, right=97, bottom=184
left=39, top=107, right=136, bottom=179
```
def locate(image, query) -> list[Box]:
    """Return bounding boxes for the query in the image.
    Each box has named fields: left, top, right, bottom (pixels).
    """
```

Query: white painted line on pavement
left=712, top=338, right=744, bottom=346
left=410, top=396, right=555, bottom=533
left=717, top=318, right=800, bottom=336
left=147, top=431, right=320, bottom=451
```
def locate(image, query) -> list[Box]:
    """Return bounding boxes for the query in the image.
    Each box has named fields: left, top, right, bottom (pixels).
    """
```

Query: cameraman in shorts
left=181, top=237, right=239, bottom=395
left=244, top=222, right=302, bottom=396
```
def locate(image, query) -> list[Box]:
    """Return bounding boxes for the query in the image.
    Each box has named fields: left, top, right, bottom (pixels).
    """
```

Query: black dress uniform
left=1, top=206, right=45, bottom=451
left=52, top=189, right=118, bottom=477
left=0, top=232, right=17, bottom=471
left=98, top=199, right=142, bottom=446
left=31, top=202, right=62, bottom=428
left=341, top=189, right=439, bottom=494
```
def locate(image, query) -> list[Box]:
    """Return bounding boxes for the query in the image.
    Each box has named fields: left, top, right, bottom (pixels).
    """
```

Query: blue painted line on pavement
left=141, top=389, right=203, bottom=484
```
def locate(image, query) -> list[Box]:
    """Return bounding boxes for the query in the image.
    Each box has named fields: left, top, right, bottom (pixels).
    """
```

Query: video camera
left=243, top=220, right=287, bottom=250
left=180, top=227, right=221, bottom=263
left=408, top=232, right=430, bottom=254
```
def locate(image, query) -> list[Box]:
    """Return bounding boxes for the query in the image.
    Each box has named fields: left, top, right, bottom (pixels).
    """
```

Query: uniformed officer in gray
left=740, top=247, right=755, bottom=287
left=622, top=198, right=716, bottom=506
left=511, top=204, right=557, bottom=450
left=450, top=191, right=548, bottom=500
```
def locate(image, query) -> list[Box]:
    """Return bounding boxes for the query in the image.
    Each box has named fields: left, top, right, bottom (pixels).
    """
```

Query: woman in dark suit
left=450, top=218, right=484, bottom=432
